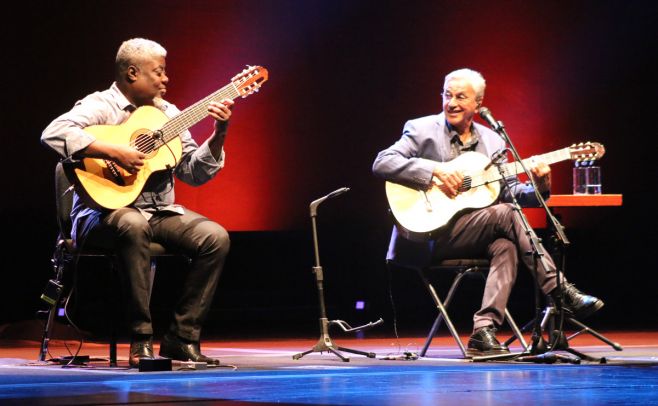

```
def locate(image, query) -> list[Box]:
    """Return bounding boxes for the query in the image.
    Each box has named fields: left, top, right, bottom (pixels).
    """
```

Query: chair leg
left=504, top=308, right=529, bottom=351
left=417, top=265, right=528, bottom=357
left=109, top=260, right=118, bottom=367
left=38, top=305, right=58, bottom=362
left=109, top=335, right=117, bottom=367
left=39, top=244, right=68, bottom=362
left=470, top=270, right=528, bottom=351
left=418, top=268, right=470, bottom=358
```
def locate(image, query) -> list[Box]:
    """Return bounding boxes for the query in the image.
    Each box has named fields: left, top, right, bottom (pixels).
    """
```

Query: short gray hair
left=115, top=38, right=167, bottom=77
left=444, top=68, right=486, bottom=101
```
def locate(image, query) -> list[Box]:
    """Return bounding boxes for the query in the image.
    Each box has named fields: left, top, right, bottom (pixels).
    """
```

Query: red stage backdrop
left=154, top=2, right=587, bottom=230
left=18, top=1, right=633, bottom=231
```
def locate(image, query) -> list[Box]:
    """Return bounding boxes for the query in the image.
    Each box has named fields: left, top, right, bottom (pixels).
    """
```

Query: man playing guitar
left=373, top=68, right=603, bottom=356
left=42, top=38, right=237, bottom=367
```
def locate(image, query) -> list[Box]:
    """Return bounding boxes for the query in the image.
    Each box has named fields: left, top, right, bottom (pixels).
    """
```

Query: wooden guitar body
left=71, top=106, right=181, bottom=209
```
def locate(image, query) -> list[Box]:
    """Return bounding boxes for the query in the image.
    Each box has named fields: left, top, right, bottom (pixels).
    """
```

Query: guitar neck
left=480, top=147, right=572, bottom=185
left=159, top=83, right=241, bottom=144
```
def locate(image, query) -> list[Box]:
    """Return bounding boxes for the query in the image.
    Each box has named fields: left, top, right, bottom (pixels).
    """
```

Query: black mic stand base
left=479, top=305, right=616, bottom=364
left=292, top=318, right=380, bottom=362
left=473, top=336, right=607, bottom=364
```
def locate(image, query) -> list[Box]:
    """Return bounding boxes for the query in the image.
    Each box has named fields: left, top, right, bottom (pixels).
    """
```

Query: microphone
left=310, top=187, right=350, bottom=216
left=516, top=353, right=559, bottom=364
left=325, top=187, right=350, bottom=199
left=479, top=107, right=503, bottom=132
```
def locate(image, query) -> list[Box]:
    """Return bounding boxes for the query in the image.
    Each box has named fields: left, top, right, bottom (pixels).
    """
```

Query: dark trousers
left=77, top=207, right=230, bottom=342
left=433, top=203, right=559, bottom=330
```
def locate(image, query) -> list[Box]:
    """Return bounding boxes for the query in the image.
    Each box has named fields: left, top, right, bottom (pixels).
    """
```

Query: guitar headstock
left=569, top=141, right=605, bottom=162
left=231, top=65, right=268, bottom=98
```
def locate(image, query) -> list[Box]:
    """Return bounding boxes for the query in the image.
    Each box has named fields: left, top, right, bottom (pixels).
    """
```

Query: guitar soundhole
left=133, top=132, right=158, bottom=154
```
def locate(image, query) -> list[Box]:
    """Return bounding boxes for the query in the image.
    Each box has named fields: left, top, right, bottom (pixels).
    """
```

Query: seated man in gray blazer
left=373, top=68, right=603, bottom=356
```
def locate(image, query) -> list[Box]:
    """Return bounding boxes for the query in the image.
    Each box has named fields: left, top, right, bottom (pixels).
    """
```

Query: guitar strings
left=160, top=85, right=239, bottom=140
left=131, top=133, right=157, bottom=153
left=125, top=86, right=239, bottom=156
left=152, top=67, right=266, bottom=140
left=463, top=149, right=571, bottom=189
left=124, top=69, right=261, bottom=156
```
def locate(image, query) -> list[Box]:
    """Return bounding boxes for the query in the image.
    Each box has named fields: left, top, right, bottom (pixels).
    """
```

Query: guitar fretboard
left=155, top=83, right=241, bottom=147
left=472, top=147, right=572, bottom=187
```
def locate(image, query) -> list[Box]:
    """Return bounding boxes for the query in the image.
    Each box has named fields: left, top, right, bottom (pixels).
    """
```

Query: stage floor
left=1, top=330, right=658, bottom=405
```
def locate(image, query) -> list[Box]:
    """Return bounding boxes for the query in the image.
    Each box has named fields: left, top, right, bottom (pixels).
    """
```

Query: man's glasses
left=442, top=92, right=471, bottom=103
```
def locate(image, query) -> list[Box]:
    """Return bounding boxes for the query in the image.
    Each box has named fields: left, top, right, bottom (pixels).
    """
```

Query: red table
left=546, top=194, right=623, bottom=207
left=524, top=194, right=623, bottom=228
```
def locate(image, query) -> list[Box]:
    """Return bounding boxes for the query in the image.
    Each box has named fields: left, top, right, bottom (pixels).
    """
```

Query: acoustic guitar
left=67, top=65, right=268, bottom=210
left=385, top=142, right=605, bottom=241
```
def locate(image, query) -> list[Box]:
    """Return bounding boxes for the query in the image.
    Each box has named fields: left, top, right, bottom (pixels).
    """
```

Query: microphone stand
left=292, top=187, right=383, bottom=362
left=473, top=111, right=598, bottom=364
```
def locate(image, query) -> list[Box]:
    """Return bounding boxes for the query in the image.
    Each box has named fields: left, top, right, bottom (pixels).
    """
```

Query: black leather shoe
left=466, top=326, right=510, bottom=357
left=129, top=336, right=154, bottom=368
left=554, top=282, right=604, bottom=319
left=159, top=333, right=220, bottom=365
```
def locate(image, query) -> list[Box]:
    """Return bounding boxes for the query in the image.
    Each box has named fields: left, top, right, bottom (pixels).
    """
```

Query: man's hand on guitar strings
left=208, top=99, right=234, bottom=123
left=431, top=165, right=464, bottom=198
left=112, top=144, right=146, bottom=174
left=84, top=140, right=145, bottom=175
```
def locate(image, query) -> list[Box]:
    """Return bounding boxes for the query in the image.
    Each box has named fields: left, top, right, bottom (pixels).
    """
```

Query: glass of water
left=573, top=163, right=602, bottom=194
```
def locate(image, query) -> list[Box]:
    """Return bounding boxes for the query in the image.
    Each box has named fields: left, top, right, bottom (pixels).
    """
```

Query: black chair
left=38, top=162, right=183, bottom=366
left=393, top=258, right=528, bottom=358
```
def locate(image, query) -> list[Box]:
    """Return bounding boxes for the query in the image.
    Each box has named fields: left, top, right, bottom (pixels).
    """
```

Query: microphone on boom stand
left=478, top=107, right=503, bottom=132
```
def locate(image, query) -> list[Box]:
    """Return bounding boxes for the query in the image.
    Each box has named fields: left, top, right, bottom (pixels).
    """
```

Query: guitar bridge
left=460, top=176, right=472, bottom=192
left=104, top=160, right=126, bottom=186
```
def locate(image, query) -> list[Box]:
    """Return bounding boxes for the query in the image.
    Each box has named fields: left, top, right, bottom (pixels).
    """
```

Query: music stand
left=292, top=187, right=383, bottom=362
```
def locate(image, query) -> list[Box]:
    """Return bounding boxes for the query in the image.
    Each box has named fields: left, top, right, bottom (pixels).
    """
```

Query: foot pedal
left=138, top=358, right=172, bottom=372
left=59, top=355, right=89, bottom=365
left=173, top=360, right=208, bottom=370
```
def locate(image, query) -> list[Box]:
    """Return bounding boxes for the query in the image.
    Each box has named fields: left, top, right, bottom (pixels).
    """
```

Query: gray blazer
left=372, top=112, right=543, bottom=268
